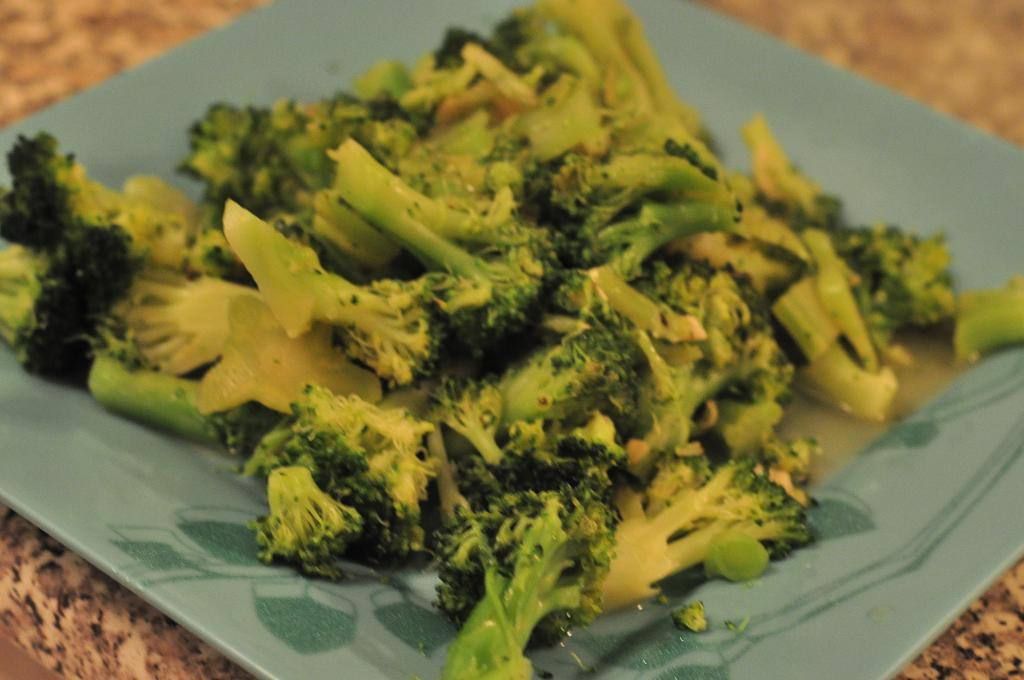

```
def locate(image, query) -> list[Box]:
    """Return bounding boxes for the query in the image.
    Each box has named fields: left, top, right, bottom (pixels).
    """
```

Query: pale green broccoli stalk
left=87, top=353, right=280, bottom=454
left=222, top=200, right=439, bottom=385
left=771, top=277, right=840, bottom=362
left=588, top=265, right=706, bottom=343
left=602, top=459, right=810, bottom=610
left=741, top=113, right=836, bottom=227
left=797, top=343, right=897, bottom=422
left=802, top=229, right=878, bottom=370
left=514, top=76, right=608, bottom=160
left=251, top=466, right=363, bottom=578
left=954, top=275, right=1024, bottom=361
left=196, top=295, right=381, bottom=414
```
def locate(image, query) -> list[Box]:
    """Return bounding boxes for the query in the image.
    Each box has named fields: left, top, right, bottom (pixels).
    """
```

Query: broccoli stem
left=330, top=139, right=486, bottom=277
left=797, top=343, right=897, bottom=422
left=772, top=277, right=839, bottom=362
left=802, top=229, right=878, bottom=371
left=312, top=191, right=401, bottom=270
left=954, top=277, right=1024, bottom=361
left=601, top=202, right=737, bottom=275
left=589, top=265, right=705, bottom=343
left=87, top=354, right=218, bottom=445
left=601, top=155, right=730, bottom=206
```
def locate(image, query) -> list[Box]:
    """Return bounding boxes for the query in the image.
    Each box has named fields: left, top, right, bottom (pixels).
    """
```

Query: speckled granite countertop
left=1, top=1, right=1023, bottom=678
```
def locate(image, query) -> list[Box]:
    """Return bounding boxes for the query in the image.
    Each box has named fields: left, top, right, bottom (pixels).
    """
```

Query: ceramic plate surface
left=2, top=1, right=1023, bottom=678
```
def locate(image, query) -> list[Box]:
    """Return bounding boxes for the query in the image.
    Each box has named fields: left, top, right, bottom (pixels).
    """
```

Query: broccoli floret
left=671, top=601, right=707, bottom=633
left=251, top=466, right=364, bottom=578
left=0, top=245, right=90, bottom=373
left=329, top=139, right=550, bottom=350
left=223, top=201, right=440, bottom=385
left=602, top=458, right=810, bottom=610
left=353, top=60, right=413, bottom=102
left=243, top=385, right=436, bottom=563
left=4, top=134, right=199, bottom=269
left=551, top=152, right=735, bottom=235
left=832, top=223, right=955, bottom=342
left=196, top=295, right=381, bottom=414
left=431, top=376, right=505, bottom=466
left=180, top=96, right=419, bottom=219
left=622, top=260, right=794, bottom=473
left=437, top=491, right=615, bottom=679
left=497, top=318, right=643, bottom=427
left=537, top=0, right=702, bottom=133
left=115, top=270, right=261, bottom=375
left=953, top=275, right=1024, bottom=362
left=87, top=353, right=280, bottom=454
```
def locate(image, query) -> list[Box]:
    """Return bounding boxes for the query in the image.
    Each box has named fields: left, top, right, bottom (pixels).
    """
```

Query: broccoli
left=602, top=458, right=810, bottom=610
left=550, top=151, right=736, bottom=237
left=537, top=0, right=702, bottom=134
left=797, top=343, right=897, bottom=422
left=115, top=270, right=261, bottom=375
left=196, top=295, right=381, bottom=414
left=251, top=466, right=364, bottom=578
left=741, top=114, right=839, bottom=230
left=496, top=317, right=643, bottom=427
left=0, top=245, right=90, bottom=373
left=832, top=223, right=955, bottom=345
left=222, top=201, right=439, bottom=385
left=329, top=138, right=550, bottom=350
left=437, top=492, right=615, bottom=679
left=243, top=385, right=436, bottom=564
left=954, top=275, right=1024, bottom=361
left=179, top=96, right=420, bottom=219
left=624, top=260, right=795, bottom=474
left=431, top=376, right=506, bottom=466
left=672, top=601, right=707, bottom=633
left=87, top=353, right=280, bottom=454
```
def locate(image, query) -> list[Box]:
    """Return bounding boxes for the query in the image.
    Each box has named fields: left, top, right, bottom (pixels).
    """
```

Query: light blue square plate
left=2, top=2, right=1023, bottom=678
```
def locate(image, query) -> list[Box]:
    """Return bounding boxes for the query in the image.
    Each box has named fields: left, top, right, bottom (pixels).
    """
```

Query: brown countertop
left=1, top=1, right=1023, bottom=678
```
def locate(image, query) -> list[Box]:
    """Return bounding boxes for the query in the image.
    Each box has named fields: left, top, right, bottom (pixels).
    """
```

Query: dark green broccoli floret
left=87, top=353, right=280, bottom=454
left=603, top=458, right=810, bottom=609
left=437, top=491, right=615, bottom=679
left=179, top=96, right=419, bottom=219
left=496, top=318, right=643, bottom=427
left=832, top=223, right=954, bottom=345
left=243, top=385, right=436, bottom=564
left=251, top=466, right=364, bottom=578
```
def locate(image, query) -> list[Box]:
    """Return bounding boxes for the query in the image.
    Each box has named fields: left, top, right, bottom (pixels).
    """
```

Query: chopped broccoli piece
left=602, top=459, right=810, bottom=610
left=244, top=385, right=436, bottom=563
left=954, top=275, right=1024, bottom=361
left=251, top=466, right=363, bottom=578
left=223, top=201, right=439, bottom=385
left=671, top=601, right=707, bottom=633
left=196, top=295, right=381, bottom=414
left=437, top=492, right=615, bottom=678
left=87, top=353, right=280, bottom=454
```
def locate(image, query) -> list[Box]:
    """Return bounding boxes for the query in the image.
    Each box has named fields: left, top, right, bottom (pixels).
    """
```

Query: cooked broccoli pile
left=3, top=0, right=1019, bottom=677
